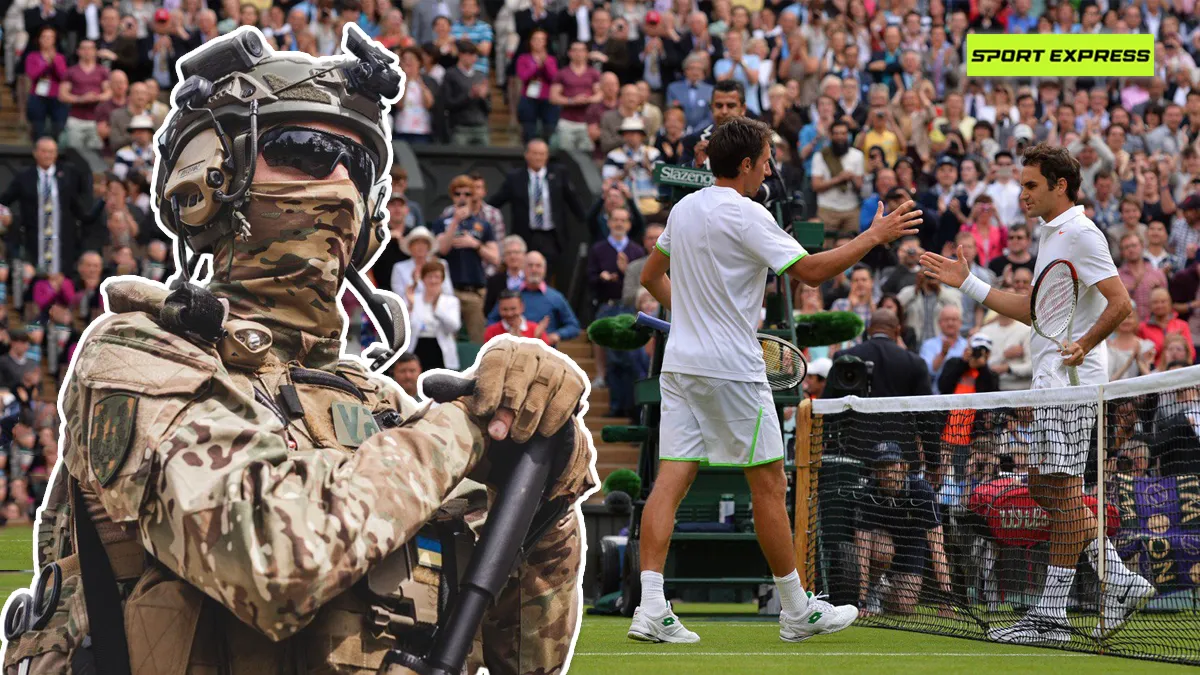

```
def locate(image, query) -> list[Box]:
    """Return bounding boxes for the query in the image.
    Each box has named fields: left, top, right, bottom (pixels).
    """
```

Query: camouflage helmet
left=152, top=24, right=403, bottom=269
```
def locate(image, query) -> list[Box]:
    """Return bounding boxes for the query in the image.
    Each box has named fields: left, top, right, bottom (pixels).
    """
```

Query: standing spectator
left=112, top=114, right=156, bottom=182
left=450, top=0, right=491, bottom=76
left=1108, top=310, right=1157, bottom=381
left=811, top=120, right=865, bottom=238
left=484, top=290, right=553, bottom=344
left=1069, top=119, right=1116, bottom=201
left=428, top=16, right=458, bottom=70
left=602, top=117, right=661, bottom=208
left=485, top=251, right=580, bottom=347
left=984, top=152, right=1023, bottom=228
left=550, top=41, right=601, bottom=152
left=839, top=309, right=934, bottom=398
left=585, top=72, right=620, bottom=155
left=796, top=94, right=834, bottom=178
left=391, top=353, right=422, bottom=399
left=1138, top=286, right=1196, bottom=362
left=1119, top=233, right=1168, bottom=322
left=1109, top=196, right=1150, bottom=263
left=1091, top=172, right=1122, bottom=233
left=513, top=0, right=560, bottom=69
left=516, top=29, right=559, bottom=143
left=108, top=81, right=153, bottom=151
left=879, top=236, right=924, bottom=296
left=713, top=31, right=768, bottom=116
left=666, top=54, right=713, bottom=134
left=433, top=175, right=499, bottom=343
left=410, top=0, right=460, bottom=47
left=920, top=304, right=968, bottom=391
left=26, top=27, right=68, bottom=142
left=856, top=107, right=903, bottom=168
left=394, top=46, right=435, bottom=144
left=953, top=231, right=998, bottom=335
left=442, top=41, right=491, bottom=146
left=587, top=181, right=644, bottom=241
left=987, top=224, right=1036, bottom=287
left=980, top=285, right=1035, bottom=391
left=1169, top=194, right=1200, bottom=267
left=59, top=39, right=110, bottom=151
left=72, top=250, right=105, bottom=323
left=0, top=332, right=32, bottom=391
left=655, top=106, right=687, bottom=165
left=1146, top=220, right=1186, bottom=274
left=587, top=206, right=644, bottom=386
left=483, top=234, right=528, bottom=316
left=487, top=139, right=585, bottom=275
left=598, top=83, right=645, bottom=156
left=918, top=158, right=970, bottom=255
left=622, top=223, right=663, bottom=309
left=403, top=261, right=462, bottom=370
left=831, top=264, right=877, bottom=345
left=0, top=139, right=94, bottom=280
left=898, top=272, right=964, bottom=346
left=959, top=196, right=1007, bottom=268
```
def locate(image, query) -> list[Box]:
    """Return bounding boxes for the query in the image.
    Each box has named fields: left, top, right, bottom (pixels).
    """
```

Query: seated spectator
left=604, top=288, right=655, bottom=420
left=450, top=0, right=491, bottom=74
left=46, top=301, right=78, bottom=379
left=585, top=72, right=621, bottom=157
left=830, top=265, right=876, bottom=347
left=516, top=29, right=559, bottom=143
left=390, top=226, right=453, bottom=299
left=856, top=107, right=904, bottom=168
left=897, top=272, right=963, bottom=345
left=1139, top=287, right=1196, bottom=363
left=810, top=120, right=865, bottom=238
left=391, top=352, right=422, bottom=400
left=587, top=180, right=645, bottom=242
left=1118, top=232, right=1168, bottom=322
left=26, top=27, right=68, bottom=142
left=443, top=40, right=490, bottom=146
left=1108, top=196, right=1150, bottom=264
left=978, top=269, right=1034, bottom=391
left=803, top=357, right=831, bottom=399
left=109, top=81, right=155, bottom=154
left=72, top=251, right=106, bottom=323
left=431, top=175, right=499, bottom=343
left=31, top=271, right=73, bottom=318
left=0, top=332, right=32, bottom=392
left=486, top=251, right=581, bottom=347
left=602, top=117, right=662, bottom=211
left=112, top=114, right=156, bottom=182
left=920, top=304, right=968, bottom=390
left=550, top=41, right=602, bottom=153
left=598, top=83, right=646, bottom=156
left=877, top=294, right=919, bottom=353
left=391, top=166, right=424, bottom=233
left=483, top=290, right=553, bottom=344
left=621, top=223, right=664, bottom=309
left=939, top=333, right=999, bottom=474
left=1157, top=333, right=1193, bottom=371
left=403, top=261, right=462, bottom=370
left=1145, top=220, right=1185, bottom=275
left=1109, top=309, right=1157, bottom=381
left=953, top=231, right=997, bottom=335
left=59, top=40, right=111, bottom=151
left=666, top=53, right=714, bottom=134
left=484, top=235, right=529, bottom=316
left=859, top=168, right=897, bottom=234
left=713, top=31, right=768, bottom=116
left=140, top=240, right=173, bottom=283
left=655, top=106, right=687, bottom=165
left=959, top=196, right=1007, bottom=268
left=918, top=157, right=969, bottom=255
left=587, top=205, right=645, bottom=386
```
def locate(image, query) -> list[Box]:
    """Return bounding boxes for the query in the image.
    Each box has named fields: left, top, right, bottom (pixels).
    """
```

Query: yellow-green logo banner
left=966, top=34, right=1155, bottom=77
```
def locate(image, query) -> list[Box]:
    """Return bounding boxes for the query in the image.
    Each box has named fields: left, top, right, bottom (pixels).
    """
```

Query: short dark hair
left=830, top=120, right=850, bottom=135
left=395, top=352, right=420, bottom=366
left=707, top=117, right=773, bottom=179
left=1022, top=143, right=1082, bottom=202
left=498, top=289, right=523, bottom=303
left=712, top=79, right=746, bottom=104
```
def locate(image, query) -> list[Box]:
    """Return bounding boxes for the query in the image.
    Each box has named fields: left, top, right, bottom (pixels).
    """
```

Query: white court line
left=573, top=652, right=1090, bottom=657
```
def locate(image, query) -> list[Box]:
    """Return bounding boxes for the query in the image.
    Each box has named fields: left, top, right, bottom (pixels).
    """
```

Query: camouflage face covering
left=208, top=178, right=365, bottom=369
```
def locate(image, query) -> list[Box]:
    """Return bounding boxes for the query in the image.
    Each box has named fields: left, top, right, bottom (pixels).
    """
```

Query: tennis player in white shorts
left=921, top=143, right=1153, bottom=645
left=630, top=116, right=922, bottom=644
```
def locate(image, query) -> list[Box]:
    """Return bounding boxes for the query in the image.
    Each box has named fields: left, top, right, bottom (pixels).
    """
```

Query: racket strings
left=760, top=336, right=805, bottom=390
left=1034, top=265, right=1078, bottom=338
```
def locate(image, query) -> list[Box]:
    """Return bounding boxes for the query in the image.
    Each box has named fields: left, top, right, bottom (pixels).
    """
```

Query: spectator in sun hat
left=112, top=113, right=156, bottom=182
left=804, top=357, right=832, bottom=399
left=391, top=225, right=453, bottom=301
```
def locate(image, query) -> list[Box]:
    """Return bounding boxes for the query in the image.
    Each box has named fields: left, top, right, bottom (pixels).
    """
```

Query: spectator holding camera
left=938, top=333, right=1000, bottom=398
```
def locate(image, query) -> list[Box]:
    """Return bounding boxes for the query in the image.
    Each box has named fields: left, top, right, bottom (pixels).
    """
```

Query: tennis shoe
left=987, top=613, right=1071, bottom=645
left=627, top=604, right=700, bottom=643
left=1093, top=573, right=1155, bottom=640
left=780, top=592, right=859, bottom=642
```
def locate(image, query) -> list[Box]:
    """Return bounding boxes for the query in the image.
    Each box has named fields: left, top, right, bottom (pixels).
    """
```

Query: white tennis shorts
left=1031, top=372, right=1097, bottom=476
left=659, top=372, right=785, bottom=467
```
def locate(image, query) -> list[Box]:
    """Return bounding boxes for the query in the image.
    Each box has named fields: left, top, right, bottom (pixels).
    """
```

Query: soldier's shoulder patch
left=90, top=393, right=138, bottom=487
left=331, top=401, right=381, bottom=448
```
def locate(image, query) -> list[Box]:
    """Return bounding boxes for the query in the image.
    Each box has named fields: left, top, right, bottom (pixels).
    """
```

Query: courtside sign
left=967, top=34, right=1154, bottom=77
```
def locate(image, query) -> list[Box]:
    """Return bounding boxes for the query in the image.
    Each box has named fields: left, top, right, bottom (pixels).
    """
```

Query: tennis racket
left=633, top=312, right=807, bottom=391
left=1030, top=259, right=1081, bottom=386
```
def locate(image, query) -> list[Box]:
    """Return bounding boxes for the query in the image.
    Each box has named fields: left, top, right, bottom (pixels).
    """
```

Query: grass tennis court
left=569, top=604, right=1200, bottom=675
left=0, top=526, right=32, bottom=572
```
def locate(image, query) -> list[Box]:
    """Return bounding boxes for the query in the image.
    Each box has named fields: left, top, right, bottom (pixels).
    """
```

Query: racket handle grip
left=634, top=312, right=671, bottom=334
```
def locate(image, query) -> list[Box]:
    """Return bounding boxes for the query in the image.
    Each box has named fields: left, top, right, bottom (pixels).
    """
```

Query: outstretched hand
left=919, top=245, right=970, bottom=289
left=867, top=200, right=923, bottom=244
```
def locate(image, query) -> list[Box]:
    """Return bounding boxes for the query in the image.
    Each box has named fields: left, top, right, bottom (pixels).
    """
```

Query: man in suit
left=665, top=54, right=714, bottom=133
left=0, top=138, right=95, bottom=298
left=409, top=0, right=461, bottom=49
left=487, top=139, right=585, bottom=276
left=680, top=80, right=746, bottom=168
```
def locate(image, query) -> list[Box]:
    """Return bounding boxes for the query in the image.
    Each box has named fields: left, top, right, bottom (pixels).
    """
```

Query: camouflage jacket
left=3, top=278, right=595, bottom=675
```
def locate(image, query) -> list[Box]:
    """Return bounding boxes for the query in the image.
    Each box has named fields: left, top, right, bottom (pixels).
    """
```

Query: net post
left=793, top=398, right=816, bottom=589
left=1096, top=384, right=1106, bottom=644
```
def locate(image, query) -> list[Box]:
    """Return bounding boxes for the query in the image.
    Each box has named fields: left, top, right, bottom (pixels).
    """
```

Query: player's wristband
left=960, top=273, right=992, bottom=304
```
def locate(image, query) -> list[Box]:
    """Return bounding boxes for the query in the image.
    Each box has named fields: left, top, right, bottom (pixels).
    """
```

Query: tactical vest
left=2, top=285, right=485, bottom=675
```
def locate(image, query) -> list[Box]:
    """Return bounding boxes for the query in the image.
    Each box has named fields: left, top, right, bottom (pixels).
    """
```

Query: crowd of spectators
left=2, top=0, right=1200, bottom=528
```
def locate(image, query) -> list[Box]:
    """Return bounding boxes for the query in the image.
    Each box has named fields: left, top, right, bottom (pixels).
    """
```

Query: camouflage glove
left=465, top=339, right=587, bottom=443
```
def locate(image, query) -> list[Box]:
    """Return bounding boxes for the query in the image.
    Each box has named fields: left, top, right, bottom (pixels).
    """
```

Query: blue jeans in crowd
left=27, top=95, right=67, bottom=142
left=518, top=96, right=560, bottom=144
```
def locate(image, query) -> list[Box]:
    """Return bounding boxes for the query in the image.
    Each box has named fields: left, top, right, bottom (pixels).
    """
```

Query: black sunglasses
left=260, top=126, right=377, bottom=197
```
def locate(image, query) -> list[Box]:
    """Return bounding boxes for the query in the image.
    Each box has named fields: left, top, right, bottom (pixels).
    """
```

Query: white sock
left=773, top=570, right=810, bottom=617
left=1086, top=538, right=1135, bottom=585
left=1036, top=565, right=1075, bottom=619
left=640, top=571, right=668, bottom=616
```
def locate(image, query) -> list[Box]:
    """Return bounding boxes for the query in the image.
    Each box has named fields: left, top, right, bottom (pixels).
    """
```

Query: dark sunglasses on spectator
left=454, top=191, right=473, bottom=198
left=260, top=126, right=378, bottom=196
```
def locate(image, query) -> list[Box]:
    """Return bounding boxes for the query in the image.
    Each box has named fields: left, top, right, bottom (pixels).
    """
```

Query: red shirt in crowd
left=1137, top=313, right=1196, bottom=362
left=483, top=318, right=552, bottom=344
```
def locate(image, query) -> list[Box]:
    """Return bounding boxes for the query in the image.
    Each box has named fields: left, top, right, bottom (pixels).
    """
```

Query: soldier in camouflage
left=1, top=24, right=596, bottom=675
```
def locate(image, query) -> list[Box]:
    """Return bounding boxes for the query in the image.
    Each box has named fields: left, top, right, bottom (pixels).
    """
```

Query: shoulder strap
left=72, top=477, right=133, bottom=675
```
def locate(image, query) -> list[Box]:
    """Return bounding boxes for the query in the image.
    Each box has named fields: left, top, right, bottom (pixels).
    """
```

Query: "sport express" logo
left=966, top=34, right=1155, bottom=77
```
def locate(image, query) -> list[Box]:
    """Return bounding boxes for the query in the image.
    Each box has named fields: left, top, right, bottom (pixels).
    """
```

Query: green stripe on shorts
left=748, top=406, right=764, bottom=464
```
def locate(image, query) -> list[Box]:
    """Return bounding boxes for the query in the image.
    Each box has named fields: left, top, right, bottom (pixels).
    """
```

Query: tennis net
left=796, top=365, right=1200, bottom=665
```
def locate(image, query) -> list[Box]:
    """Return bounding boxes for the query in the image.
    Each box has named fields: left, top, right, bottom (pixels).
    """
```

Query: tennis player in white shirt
left=921, top=143, right=1153, bottom=645
left=632, top=117, right=923, bottom=644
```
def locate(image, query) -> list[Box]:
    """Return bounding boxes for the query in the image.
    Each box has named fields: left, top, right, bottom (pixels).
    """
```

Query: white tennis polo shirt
left=1031, top=205, right=1118, bottom=388
left=656, top=185, right=808, bottom=383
